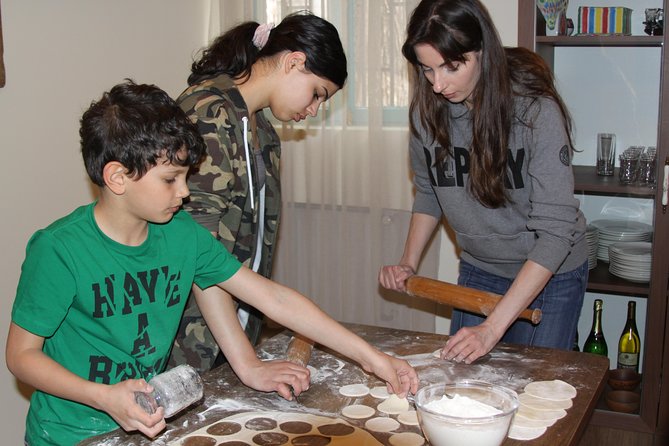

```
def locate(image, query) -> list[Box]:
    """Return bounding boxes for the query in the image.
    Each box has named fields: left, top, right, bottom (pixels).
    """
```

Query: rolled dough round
left=524, top=379, right=577, bottom=400
left=388, top=432, right=425, bottom=446
left=396, top=410, right=419, bottom=426
left=364, top=417, right=400, bottom=433
left=516, top=405, right=567, bottom=422
left=369, top=386, right=390, bottom=399
left=377, top=394, right=410, bottom=415
left=508, top=424, right=547, bottom=441
left=339, top=383, right=370, bottom=397
left=341, top=404, right=376, bottom=419
left=519, top=392, right=573, bottom=410
left=512, top=413, right=557, bottom=428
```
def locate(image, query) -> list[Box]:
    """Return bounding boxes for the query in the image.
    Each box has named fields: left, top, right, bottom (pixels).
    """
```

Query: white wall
left=0, top=1, right=208, bottom=443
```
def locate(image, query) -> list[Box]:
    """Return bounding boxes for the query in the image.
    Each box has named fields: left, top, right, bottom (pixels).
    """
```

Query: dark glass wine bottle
left=583, top=299, right=608, bottom=356
left=617, top=301, right=640, bottom=371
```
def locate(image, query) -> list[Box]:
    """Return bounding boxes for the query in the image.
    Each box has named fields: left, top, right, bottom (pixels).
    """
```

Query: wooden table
left=79, top=324, right=609, bottom=446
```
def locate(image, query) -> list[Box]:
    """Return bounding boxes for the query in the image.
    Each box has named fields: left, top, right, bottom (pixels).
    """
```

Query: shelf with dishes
left=535, top=35, right=663, bottom=47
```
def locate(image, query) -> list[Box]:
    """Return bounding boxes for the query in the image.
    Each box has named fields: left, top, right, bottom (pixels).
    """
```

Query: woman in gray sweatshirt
left=379, top=0, right=588, bottom=364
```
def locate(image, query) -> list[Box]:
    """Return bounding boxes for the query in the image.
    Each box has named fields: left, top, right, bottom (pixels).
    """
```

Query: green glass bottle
left=583, top=299, right=608, bottom=356
left=617, top=301, right=640, bottom=372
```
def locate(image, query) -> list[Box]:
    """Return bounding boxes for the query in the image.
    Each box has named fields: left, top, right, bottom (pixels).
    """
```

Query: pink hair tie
left=252, top=23, right=274, bottom=50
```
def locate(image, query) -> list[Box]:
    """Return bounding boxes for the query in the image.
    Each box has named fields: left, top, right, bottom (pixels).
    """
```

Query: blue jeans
left=449, top=260, right=588, bottom=350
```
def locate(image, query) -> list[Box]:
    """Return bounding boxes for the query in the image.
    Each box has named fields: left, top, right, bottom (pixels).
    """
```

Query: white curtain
left=210, top=0, right=440, bottom=332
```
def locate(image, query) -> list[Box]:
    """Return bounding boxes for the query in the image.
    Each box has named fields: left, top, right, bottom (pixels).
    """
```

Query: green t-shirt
left=12, top=203, right=242, bottom=446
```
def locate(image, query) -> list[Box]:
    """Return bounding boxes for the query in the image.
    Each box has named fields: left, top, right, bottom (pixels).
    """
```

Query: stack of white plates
left=608, top=242, right=652, bottom=283
left=585, top=225, right=599, bottom=270
left=590, top=220, right=653, bottom=263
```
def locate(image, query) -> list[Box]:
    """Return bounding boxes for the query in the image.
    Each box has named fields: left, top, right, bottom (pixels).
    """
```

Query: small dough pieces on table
left=369, top=386, right=391, bottom=399
left=364, top=417, right=401, bottom=433
left=524, top=379, right=577, bottom=400
left=339, top=383, right=370, bottom=397
left=377, top=394, right=410, bottom=415
left=397, top=410, right=419, bottom=426
left=342, top=404, right=376, bottom=419
left=388, top=431, right=426, bottom=446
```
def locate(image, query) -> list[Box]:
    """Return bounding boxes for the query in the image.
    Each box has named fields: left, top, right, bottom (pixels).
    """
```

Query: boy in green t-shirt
left=6, top=80, right=418, bottom=446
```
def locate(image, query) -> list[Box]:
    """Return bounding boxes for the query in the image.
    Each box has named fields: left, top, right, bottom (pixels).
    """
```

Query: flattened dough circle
left=397, top=410, right=419, bottom=426
left=388, top=432, right=426, bottom=446
left=377, top=394, right=410, bottom=415
left=339, top=383, right=370, bottom=397
left=364, top=417, right=400, bottom=432
left=369, top=386, right=391, bottom=399
left=341, top=404, right=375, bottom=419
left=524, top=379, right=577, bottom=400
left=519, top=392, right=573, bottom=410
left=508, top=424, right=547, bottom=441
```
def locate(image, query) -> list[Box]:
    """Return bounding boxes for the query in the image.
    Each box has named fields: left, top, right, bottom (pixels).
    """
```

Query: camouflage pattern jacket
left=169, top=74, right=281, bottom=371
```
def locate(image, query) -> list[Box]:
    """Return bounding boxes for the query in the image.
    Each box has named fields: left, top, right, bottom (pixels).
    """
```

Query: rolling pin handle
left=530, top=308, right=542, bottom=324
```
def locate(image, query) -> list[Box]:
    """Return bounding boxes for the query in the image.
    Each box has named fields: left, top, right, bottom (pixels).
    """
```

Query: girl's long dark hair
left=188, top=11, right=347, bottom=89
left=403, top=0, right=572, bottom=208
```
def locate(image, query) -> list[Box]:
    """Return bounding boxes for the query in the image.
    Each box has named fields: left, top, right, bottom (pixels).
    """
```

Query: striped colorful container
left=576, top=6, right=633, bottom=35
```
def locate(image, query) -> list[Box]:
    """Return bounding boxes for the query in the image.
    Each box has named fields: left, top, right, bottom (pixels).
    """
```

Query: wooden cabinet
left=517, top=1, right=669, bottom=443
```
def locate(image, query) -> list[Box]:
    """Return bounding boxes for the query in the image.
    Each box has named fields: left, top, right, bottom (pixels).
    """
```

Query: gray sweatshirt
left=411, top=96, right=587, bottom=278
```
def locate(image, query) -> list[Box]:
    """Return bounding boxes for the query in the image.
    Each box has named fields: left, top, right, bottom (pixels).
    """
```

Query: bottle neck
left=592, top=308, right=603, bottom=334
left=625, top=302, right=638, bottom=331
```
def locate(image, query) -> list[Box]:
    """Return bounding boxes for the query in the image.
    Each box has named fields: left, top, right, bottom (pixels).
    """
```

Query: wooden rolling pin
left=285, top=334, right=315, bottom=367
left=405, top=276, right=542, bottom=324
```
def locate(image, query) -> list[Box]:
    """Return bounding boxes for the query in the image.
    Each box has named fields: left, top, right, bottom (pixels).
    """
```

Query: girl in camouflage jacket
left=169, top=12, right=347, bottom=372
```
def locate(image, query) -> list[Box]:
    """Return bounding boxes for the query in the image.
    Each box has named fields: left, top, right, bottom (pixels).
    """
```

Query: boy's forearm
left=220, top=270, right=382, bottom=371
left=6, top=323, right=107, bottom=411
left=194, top=285, right=266, bottom=381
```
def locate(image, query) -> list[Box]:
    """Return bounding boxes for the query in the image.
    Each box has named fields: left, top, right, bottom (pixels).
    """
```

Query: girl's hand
left=239, top=360, right=311, bottom=401
left=99, top=379, right=166, bottom=438
left=363, top=351, right=419, bottom=398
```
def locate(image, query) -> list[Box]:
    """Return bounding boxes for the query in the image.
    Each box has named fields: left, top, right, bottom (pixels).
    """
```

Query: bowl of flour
left=414, top=381, right=518, bottom=446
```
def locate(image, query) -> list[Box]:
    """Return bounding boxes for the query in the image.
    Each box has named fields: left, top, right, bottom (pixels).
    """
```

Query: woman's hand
left=99, top=379, right=166, bottom=438
left=238, top=359, right=311, bottom=401
left=378, top=265, right=415, bottom=292
left=440, top=321, right=501, bottom=364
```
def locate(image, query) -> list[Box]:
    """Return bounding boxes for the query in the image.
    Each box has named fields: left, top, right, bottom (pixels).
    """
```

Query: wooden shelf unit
left=517, top=1, right=669, bottom=444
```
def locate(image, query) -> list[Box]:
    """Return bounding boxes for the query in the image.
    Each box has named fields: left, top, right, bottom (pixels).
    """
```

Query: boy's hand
left=364, top=352, right=419, bottom=398
left=100, top=379, right=167, bottom=438
left=238, top=360, right=311, bottom=401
